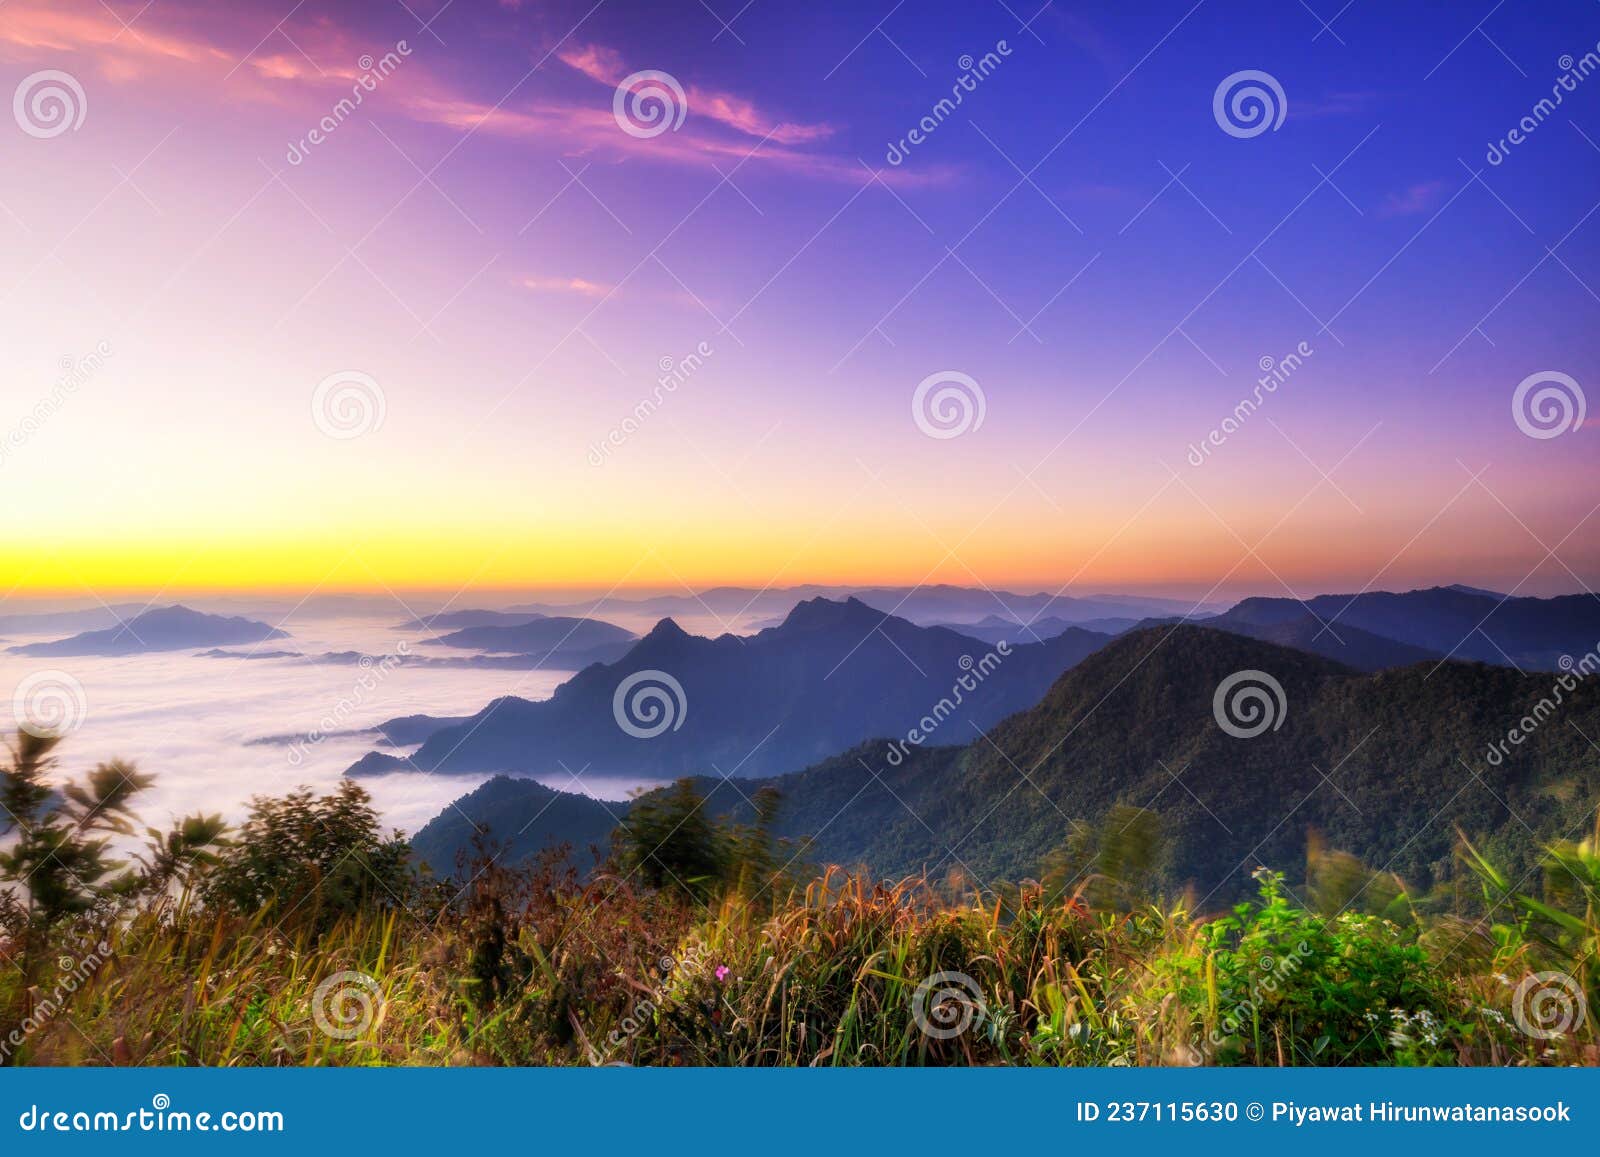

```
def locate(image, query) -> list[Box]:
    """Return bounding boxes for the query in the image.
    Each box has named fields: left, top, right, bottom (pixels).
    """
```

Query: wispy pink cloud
left=0, top=2, right=941, bottom=186
left=557, top=43, right=627, bottom=86
left=517, top=274, right=613, bottom=298
left=1378, top=180, right=1446, bottom=218
left=558, top=42, right=837, bottom=146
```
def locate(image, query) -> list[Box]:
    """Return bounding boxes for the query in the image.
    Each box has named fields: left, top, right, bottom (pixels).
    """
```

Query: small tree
left=0, top=731, right=152, bottom=933
left=614, top=778, right=728, bottom=898
left=0, top=729, right=178, bottom=1057
left=202, top=779, right=411, bottom=929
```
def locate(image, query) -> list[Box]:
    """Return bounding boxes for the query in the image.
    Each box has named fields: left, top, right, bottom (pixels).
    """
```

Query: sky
left=2, top=0, right=1598, bottom=605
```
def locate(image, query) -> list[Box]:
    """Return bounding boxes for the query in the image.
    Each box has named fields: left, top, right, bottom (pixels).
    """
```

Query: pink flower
left=715, top=965, right=730, bottom=982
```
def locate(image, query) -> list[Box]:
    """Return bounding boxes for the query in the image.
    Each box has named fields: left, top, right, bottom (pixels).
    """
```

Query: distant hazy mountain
left=11, top=605, right=288, bottom=656
left=506, top=584, right=1216, bottom=626
left=1224, top=587, right=1600, bottom=670
left=931, top=613, right=1127, bottom=646
left=349, top=597, right=1112, bottom=780
left=250, top=712, right=473, bottom=752
left=1445, top=584, right=1508, bottom=599
left=426, top=616, right=636, bottom=657
left=396, top=610, right=547, bottom=630
left=1144, top=609, right=1442, bottom=672
left=0, top=604, right=150, bottom=636
left=418, top=625, right=1600, bottom=901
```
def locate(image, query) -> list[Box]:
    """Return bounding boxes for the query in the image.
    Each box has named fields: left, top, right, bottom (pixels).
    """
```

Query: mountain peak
left=644, top=617, right=689, bottom=641
left=779, top=595, right=883, bottom=631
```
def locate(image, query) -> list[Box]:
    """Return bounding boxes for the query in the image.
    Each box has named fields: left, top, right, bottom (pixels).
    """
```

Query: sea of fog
left=0, top=608, right=747, bottom=841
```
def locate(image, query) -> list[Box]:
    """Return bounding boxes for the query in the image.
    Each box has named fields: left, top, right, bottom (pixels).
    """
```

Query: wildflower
left=715, top=965, right=729, bottom=982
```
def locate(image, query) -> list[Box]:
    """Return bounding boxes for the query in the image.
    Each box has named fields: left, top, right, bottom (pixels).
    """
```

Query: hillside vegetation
left=418, top=627, right=1600, bottom=904
left=3, top=731, right=1595, bottom=1067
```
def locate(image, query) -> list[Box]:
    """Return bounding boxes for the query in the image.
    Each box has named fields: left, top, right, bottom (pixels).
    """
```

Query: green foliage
left=614, top=778, right=729, bottom=897
left=1156, top=868, right=1453, bottom=1065
left=0, top=731, right=152, bottom=930
left=201, top=780, right=411, bottom=931
left=6, top=734, right=1597, bottom=1069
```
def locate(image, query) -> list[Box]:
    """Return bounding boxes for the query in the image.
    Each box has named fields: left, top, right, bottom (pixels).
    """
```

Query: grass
left=3, top=738, right=1595, bottom=1067
left=8, top=841, right=1596, bottom=1067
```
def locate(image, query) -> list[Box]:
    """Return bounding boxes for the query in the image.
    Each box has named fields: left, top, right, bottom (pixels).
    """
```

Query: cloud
left=557, top=43, right=627, bottom=85
left=558, top=42, right=836, bottom=146
left=517, top=274, right=613, bottom=298
left=0, top=2, right=939, bottom=186
left=1377, top=180, right=1446, bottom=218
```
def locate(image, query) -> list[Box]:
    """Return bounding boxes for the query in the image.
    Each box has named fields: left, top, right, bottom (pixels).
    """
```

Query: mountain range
left=9, top=605, right=288, bottom=656
left=412, top=624, right=1600, bottom=903
left=420, top=615, right=636, bottom=663
left=1214, top=587, right=1600, bottom=670
left=502, top=584, right=1214, bottom=626
left=347, top=597, right=1113, bottom=780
